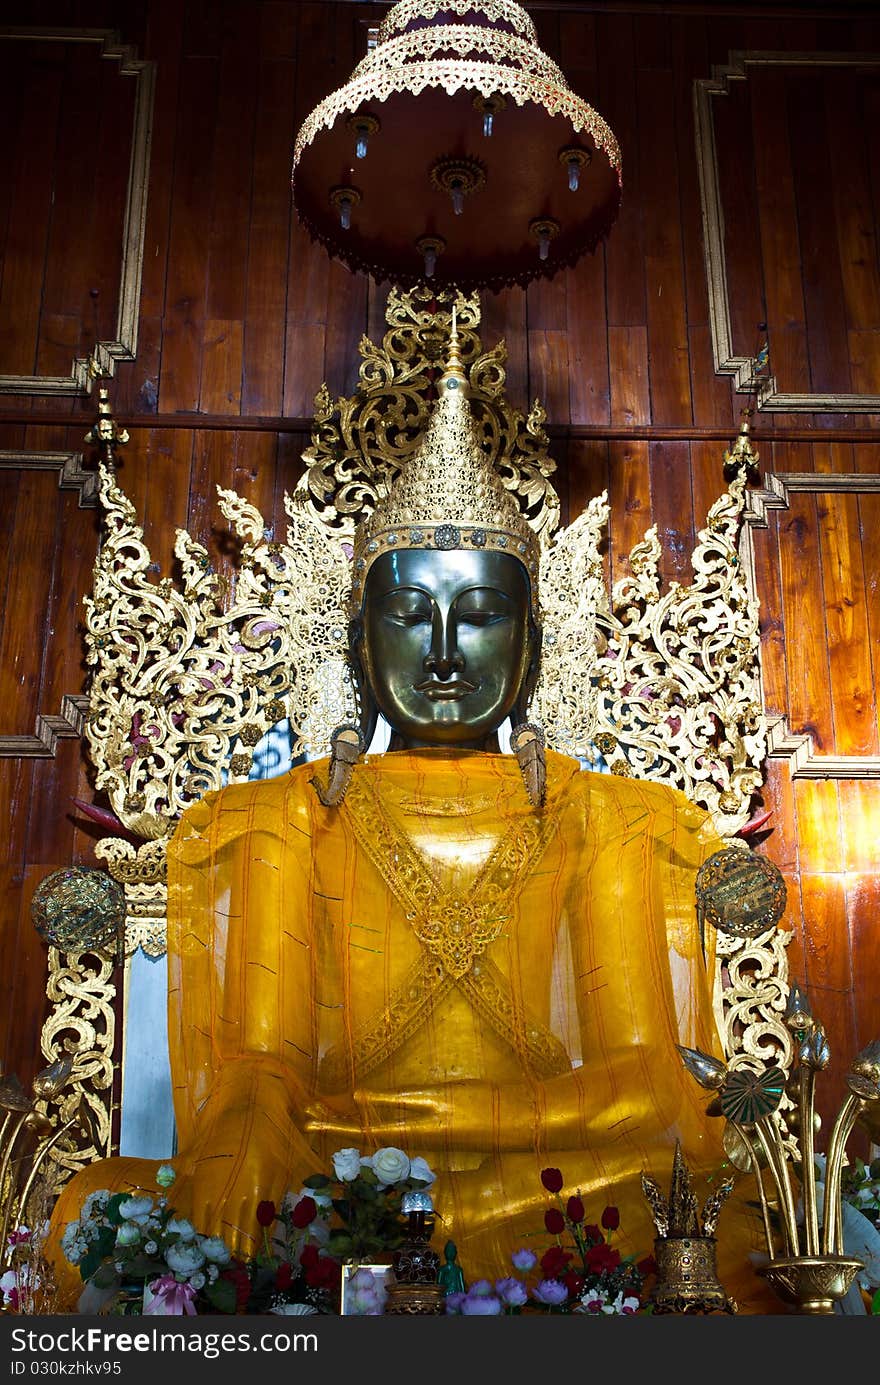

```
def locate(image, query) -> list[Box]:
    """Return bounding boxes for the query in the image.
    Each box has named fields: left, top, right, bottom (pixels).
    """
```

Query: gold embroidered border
left=333, top=763, right=570, bottom=1078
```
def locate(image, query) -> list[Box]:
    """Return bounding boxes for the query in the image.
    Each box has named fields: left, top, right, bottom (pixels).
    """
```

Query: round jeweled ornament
left=695, top=846, right=787, bottom=938
left=31, top=866, right=125, bottom=955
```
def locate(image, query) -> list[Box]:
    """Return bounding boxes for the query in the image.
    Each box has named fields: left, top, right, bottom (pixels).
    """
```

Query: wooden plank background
left=0, top=0, right=878, bottom=1156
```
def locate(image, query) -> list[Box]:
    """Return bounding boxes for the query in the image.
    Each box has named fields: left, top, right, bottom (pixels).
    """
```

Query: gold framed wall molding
left=743, top=470, right=880, bottom=779
left=0, top=450, right=97, bottom=507
left=0, top=451, right=94, bottom=757
left=0, top=27, right=155, bottom=397
left=694, top=50, right=880, bottom=415
left=0, top=694, right=89, bottom=759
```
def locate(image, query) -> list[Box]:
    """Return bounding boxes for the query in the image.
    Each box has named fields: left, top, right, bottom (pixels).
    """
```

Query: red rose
left=540, top=1245, right=572, bottom=1277
left=299, top=1244, right=320, bottom=1269
left=584, top=1224, right=602, bottom=1244
left=566, top=1195, right=585, bottom=1224
left=586, top=1242, right=621, bottom=1274
left=637, top=1255, right=658, bottom=1278
left=544, top=1207, right=566, bottom=1235
left=256, top=1199, right=276, bottom=1228
left=275, top=1262, right=293, bottom=1291
left=540, top=1167, right=564, bottom=1193
left=221, top=1260, right=252, bottom=1312
left=601, top=1205, right=620, bottom=1231
left=306, top=1255, right=341, bottom=1291
left=291, top=1195, right=317, bottom=1228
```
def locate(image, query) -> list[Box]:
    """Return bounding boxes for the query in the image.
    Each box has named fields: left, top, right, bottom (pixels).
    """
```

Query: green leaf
left=79, top=1248, right=107, bottom=1283
left=204, top=1277, right=237, bottom=1314
left=872, top=1287, right=880, bottom=1317
left=328, top=1232, right=354, bottom=1256
left=358, top=1167, right=379, bottom=1187
left=105, top=1193, right=129, bottom=1227
left=303, top=1174, right=332, bottom=1190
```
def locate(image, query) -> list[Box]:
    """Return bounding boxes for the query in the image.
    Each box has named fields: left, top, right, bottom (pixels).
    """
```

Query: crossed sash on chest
left=317, top=761, right=574, bottom=1088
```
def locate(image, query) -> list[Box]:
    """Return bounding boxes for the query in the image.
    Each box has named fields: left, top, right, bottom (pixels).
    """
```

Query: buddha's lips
left=415, top=678, right=476, bottom=699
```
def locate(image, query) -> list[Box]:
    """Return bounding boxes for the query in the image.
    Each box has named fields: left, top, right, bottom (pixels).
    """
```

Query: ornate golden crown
left=350, top=316, right=541, bottom=612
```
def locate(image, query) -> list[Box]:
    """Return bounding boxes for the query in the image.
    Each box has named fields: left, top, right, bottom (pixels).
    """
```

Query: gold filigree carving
left=37, top=950, right=116, bottom=1190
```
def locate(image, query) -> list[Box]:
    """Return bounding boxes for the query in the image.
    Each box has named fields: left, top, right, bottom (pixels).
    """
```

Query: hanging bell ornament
left=291, top=1, right=621, bottom=292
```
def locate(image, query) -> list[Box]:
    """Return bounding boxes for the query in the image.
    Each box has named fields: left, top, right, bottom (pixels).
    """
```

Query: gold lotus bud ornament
left=784, top=981, right=815, bottom=1035
left=675, top=1044, right=727, bottom=1091
left=678, top=986, right=878, bottom=1312
left=31, top=1057, right=76, bottom=1102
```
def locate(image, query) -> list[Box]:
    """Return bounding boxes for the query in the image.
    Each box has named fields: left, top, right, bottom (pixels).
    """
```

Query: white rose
left=371, top=1147, right=410, bottom=1187
left=115, top=1223, right=141, bottom=1247
left=332, top=1148, right=362, bottom=1182
left=118, top=1196, right=153, bottom=1223
left=408, top=1156, right=436, bottom=1187
left=166, top=1218, right=196, bottom=1241
left=198, top=1236, right=231, bottom=1265
left=165, top=1242, right=205, bottom=1276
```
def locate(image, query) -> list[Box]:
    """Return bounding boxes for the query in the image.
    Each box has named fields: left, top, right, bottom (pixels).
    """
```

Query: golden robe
left=48, top=750, right=772, bottom=1309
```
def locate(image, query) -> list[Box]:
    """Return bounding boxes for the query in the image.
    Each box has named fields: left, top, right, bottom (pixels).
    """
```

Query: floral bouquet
left=229, top=1190, right=339, bottom=1315
left=445, top=1167, right=653, bottom=1316
left=301, top=1146, right=436, bottom=1264
left=1, top=1223, right=56, bottom=1315
left=61, top=1166, right=237, bottom=1315
left=536, top=1167, right=652, bottom=1313
left=842, top=1155, right=880, bottom=1229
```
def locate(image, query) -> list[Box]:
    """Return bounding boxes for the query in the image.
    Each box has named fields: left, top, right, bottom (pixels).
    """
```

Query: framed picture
left=339, top=1262, right=394, bottom=1315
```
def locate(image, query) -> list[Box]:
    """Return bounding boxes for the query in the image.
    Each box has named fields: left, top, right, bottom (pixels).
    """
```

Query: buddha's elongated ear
left=510, top=721, right=546, bottom=811
left=311, top=724, right=365, bottom=807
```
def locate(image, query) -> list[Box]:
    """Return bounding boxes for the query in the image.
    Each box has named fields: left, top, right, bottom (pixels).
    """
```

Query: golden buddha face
left=356, top=548, right=537, bottom=750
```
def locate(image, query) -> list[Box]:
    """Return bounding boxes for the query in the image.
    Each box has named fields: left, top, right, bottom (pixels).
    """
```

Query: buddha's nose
left=424, top=611, right=464, bottom=680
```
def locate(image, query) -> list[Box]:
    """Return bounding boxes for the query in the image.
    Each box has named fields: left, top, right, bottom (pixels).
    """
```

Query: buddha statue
left=46, top=325, right=771, bottom=1312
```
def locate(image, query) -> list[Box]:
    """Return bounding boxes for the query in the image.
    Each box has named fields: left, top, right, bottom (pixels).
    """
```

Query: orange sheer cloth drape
left=47, top=750, right=772, bottom=1309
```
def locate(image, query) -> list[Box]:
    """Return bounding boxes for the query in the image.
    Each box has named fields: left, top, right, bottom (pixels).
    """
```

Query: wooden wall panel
left=0, top=42, right=64, bottom=378
left=2, top=0, right=880, bottom=1144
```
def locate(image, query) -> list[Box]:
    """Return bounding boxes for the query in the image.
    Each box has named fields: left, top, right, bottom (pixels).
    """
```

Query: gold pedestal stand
left=757, top=1255, right=863, bottom=1315
left=385, top=1282, right=446, bottom=1316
